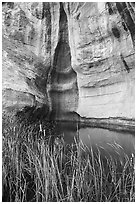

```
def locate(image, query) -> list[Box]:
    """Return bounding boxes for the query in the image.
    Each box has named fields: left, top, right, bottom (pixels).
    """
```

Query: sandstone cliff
left=2, top=2, right=135, bottom=126
left=65, top=2, right=135, bottom=119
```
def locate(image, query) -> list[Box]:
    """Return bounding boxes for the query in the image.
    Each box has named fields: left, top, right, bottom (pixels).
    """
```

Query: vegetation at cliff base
left=2, top=115, right=135, bottom=202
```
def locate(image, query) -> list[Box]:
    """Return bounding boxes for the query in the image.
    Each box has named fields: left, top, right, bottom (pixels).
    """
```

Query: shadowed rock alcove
left=49, top=3, right=79, bottom=120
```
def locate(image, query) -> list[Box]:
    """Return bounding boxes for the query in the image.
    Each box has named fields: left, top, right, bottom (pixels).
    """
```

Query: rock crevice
left=49, top=3, right=79, bottom=118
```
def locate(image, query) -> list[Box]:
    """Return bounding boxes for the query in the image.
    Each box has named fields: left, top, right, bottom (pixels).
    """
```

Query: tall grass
left=2, top=116, right=135, bottom=202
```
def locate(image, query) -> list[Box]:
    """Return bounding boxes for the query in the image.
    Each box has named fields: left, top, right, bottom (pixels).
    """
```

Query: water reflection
left=79, top=127, right=135, bottom=166
left=54, top=121, right=79, bottom=145
left=54, top=121, right=135, bottom=163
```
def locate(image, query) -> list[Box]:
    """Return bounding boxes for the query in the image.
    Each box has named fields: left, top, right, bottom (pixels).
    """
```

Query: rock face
left=65, top=2, right=135, bottom=119
left=2, top=2, right=135, bottom=124
left=2, top=2, right=52, bottom=113
left=49, top=3, right=79, bottom=118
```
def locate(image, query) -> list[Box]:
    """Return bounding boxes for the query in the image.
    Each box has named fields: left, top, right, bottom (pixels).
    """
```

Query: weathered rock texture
left=2, top=2, right=135, bottom=125
left=65, top=2, right=135, bottom=119
left=50, top=3, right=79, bottom=118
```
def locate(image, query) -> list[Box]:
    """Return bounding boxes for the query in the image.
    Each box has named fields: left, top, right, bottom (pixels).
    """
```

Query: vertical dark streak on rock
left=122, top=21, right=128, bottom=32
left=106, top=2, right=114, bottom=15
left=116, top=3, right=135, bottom=46
left=42, top=2, right=51, bottom=52
left=41, top=2, right=52, bottom=111
left=120, top=54, right=130, bottom=73
left=67, top=3, right=71, bottom=15
left=112, top=26, right=121, bottom=39
left=127, top=2, right=135, bottom=21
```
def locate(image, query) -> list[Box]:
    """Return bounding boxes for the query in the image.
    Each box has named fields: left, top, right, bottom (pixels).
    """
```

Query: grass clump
left=2, top=114, right=135, bottom=202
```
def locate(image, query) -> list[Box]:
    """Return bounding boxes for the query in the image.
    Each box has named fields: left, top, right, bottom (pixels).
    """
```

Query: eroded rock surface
left=65, top=2, right=135, bottom=118
left=2, top=2, right=59, bottom=115
left=2, top=2, right=135, bottom=126
left=49, top=3, right=79, bottom=119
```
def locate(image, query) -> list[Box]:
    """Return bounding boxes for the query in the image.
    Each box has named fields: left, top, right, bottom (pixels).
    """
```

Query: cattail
left=39, top=124, right=42, bottom=132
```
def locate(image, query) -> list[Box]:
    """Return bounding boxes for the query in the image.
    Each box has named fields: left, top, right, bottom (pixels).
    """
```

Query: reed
left=2, top=119, right=135, bottom=202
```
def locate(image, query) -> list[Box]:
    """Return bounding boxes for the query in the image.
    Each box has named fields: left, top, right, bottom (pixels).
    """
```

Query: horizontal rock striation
left=2, top=35, right=49, bottom=112
left=49, top=3, right=78, bottom=118
left=65, top=2, right=135, bottom=119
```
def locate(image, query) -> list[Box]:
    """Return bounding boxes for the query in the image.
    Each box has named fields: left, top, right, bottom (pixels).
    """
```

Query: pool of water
left=54, top=121, right=135, bottom=163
